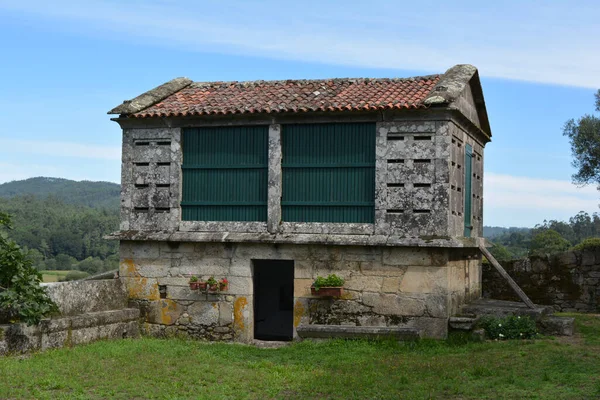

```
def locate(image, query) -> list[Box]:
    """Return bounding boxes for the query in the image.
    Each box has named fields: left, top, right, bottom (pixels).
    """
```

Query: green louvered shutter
left=181, top=126, right=268, bottom=221
left=463, top=144, right=473, bottom=237
left=282, top=123, right=375, bottom=223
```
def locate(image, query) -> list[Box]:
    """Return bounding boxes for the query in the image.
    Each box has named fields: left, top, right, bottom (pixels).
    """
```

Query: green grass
left=1, top=314, right=600, bottom=399
left=41, top=270, right=77, bottom=283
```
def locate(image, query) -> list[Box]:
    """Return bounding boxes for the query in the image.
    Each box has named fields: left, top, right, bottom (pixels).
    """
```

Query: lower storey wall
left=120, top=241, right=481, bottom=340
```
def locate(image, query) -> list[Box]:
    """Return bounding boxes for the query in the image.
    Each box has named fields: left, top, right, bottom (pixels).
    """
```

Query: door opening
left=253, top=260, right=294, bottom=341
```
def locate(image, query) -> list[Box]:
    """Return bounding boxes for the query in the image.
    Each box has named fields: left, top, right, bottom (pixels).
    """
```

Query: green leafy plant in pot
left=311, top=274, right=345, bottom=297
left=188, top=275, right=200, bottom=290
left=206, top=276, right=219, bottom=292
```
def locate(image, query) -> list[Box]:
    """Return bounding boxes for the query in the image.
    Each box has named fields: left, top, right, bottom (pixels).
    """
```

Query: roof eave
left=107, top=77, right=193, bottom=115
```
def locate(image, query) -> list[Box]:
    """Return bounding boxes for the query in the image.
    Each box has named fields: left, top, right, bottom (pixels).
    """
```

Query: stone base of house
left=121, top=240, right=482, bottom=341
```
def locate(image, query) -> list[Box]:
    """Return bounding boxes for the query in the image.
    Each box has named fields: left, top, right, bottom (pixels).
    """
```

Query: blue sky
left=0, top=0, right=599, bottom=227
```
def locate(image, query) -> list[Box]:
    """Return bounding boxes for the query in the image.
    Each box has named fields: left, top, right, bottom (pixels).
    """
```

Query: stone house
left=107, top=64, right=491, bottom=341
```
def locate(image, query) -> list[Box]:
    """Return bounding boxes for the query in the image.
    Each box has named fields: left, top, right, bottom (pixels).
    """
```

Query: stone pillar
left=267, top=124, right=282, bottom=233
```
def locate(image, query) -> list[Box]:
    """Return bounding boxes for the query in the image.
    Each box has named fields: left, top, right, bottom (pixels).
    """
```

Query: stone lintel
left=106, top=230, right=486, bottom=248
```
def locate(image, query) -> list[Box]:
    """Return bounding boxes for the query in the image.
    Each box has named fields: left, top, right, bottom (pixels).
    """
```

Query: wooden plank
left=479, top=245, right=536, bottom=309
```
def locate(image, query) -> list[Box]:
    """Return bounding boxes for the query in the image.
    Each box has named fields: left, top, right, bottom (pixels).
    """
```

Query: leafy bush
left=479, top=315, right=538, bottom=340
left=60, top=271, right=90, bottom=282
left=572, top=237, right=600, bottom=251
left=0, top=212, right=58, bottom=325
left=312, top=274, right=345, bottom=290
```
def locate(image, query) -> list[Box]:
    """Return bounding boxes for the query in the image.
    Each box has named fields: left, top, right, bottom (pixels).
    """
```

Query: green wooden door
left=281, top=123, right=375, bottom=223
left=181, top=126, right=268, bottom=221
left=464, top=144, right=473, bottom=237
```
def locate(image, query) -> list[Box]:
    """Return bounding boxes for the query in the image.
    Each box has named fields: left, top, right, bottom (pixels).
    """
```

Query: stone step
left=539, top=316, right=575, bottom=336
left=461, top=299, right=553, bottom=322
left=296, top=325, right=420, bottom=341
left=448, top=317, right=477, bottom=331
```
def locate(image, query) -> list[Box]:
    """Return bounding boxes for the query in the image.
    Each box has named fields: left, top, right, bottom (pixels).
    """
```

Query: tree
left=563, top=90, right=600, bottom=189
left=0, top=212, right=58, bottom=325
left=529, top=229, right=571, bottom=257
left=489, top=243, right=513, bottom=261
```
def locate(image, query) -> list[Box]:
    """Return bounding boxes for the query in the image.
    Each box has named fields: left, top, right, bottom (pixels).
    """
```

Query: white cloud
left=484, top=173, right=599, bottom=226
left=0, top=0, right=598, bottom=88
left=0, top=139, right=120, bottom=161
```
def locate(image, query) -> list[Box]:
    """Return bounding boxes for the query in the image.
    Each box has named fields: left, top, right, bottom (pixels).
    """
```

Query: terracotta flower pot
left=311, top=286, right=343, bottom=297
left=219, top=282, right=228, bottom=292
left=198, top=282, right=207, bottom=291
left=189, top=282, right=200, bottom=290
left=208, top=284, right=219, bottom=292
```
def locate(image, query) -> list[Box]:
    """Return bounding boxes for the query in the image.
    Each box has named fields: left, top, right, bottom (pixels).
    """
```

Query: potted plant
left=197, top=278, right=207, bottom=291
left=206, top=276, right=219, bottom=292
left=219, top=278, right=229, bottom=292
left=311, top=274, right=345, bottom=297
left=189, top=275, right=200, bottom=290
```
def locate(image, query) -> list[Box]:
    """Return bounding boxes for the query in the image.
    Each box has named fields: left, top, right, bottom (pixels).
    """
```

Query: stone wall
left=121, top=241, right=481, bottom=340
left=119, top=111, right=487, bottom=240
left=0, top=280, right=139, bottom=355
left=483, top=248, right=600, bottom=312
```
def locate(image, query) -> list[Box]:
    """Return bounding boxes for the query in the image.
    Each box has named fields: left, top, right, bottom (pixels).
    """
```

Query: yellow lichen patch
left=126, top=277, right=160, bottom=301
left=340, top=291, right=355, bottom=300
left=159, top=299, right=182, bottom=325
left=293, top=300, right=305, bottom=327
left=212, top=303, right=217, bottom=309
left=233, top=297, right=248, bottom=332
left=121, top=259, right=140, bottom=277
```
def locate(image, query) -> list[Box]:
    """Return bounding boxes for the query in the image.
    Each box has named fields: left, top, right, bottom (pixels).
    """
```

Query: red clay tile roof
left=131, top=76, right=441, bottom=118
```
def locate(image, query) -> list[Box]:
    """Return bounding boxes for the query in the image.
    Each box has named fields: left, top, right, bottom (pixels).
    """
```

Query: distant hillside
left=0, top=177, right=120, bottom=210
left=483, top=226, right=530, bottom=239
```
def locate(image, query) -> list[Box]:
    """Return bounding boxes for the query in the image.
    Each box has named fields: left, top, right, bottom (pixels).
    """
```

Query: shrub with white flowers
left=478, top=315, right=538, bottom=340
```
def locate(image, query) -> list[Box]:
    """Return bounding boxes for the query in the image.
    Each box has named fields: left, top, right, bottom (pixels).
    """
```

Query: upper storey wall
left=117, top=110, right=486, bottom=243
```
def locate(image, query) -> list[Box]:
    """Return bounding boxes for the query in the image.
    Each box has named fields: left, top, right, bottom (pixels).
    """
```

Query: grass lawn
left=41, top=270, right=75, bottom=283
left=1, top=314, right=600, bottom=399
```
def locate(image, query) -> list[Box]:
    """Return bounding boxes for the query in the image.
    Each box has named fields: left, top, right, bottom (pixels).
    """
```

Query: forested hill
left=0, top=177, right=120, bottom=210
left=0, top=177, right=121, bottom=278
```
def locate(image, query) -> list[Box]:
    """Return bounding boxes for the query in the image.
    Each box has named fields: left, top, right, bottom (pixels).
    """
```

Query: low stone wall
left=482, top=248, right=600, bottom=312
left=121, top=241, right=482, bottom=340
left=0, top=280, right=139, bottom=355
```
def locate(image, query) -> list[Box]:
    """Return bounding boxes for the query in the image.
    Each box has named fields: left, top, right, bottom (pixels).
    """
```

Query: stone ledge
left=107, top=230, right=487, bottom=249
left=539, top=316, right=575, bottom=336
left=0, top=309, right=140, bottom=355
left=296, top=324, right=420, bottom=340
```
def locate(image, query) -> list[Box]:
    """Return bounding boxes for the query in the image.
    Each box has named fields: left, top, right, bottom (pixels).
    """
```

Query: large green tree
left=563, top=90, right=600, bottom=189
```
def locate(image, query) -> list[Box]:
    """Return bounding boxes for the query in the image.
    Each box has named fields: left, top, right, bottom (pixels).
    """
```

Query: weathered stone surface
left=189, top=302, right=219, bottom=326
left=399, top=266, right=447, bottom=294
left=345, top=276, right=383, bottom=292
left=44, top=279, right=128, bottom=317
left=146, top=299, right=183, bottom=325
left=539, top=316, right=575, bottom=336
left=0, top=309, right=140, bottom=355
left=294, top=279, right=313, bottom=297
left=483, top=248, right=600, bottom=312
left=296, top=324, right=420, bottom=340
left=362, top=292, right=426, bottom=316
left=219, top=302, right=234, bottom=325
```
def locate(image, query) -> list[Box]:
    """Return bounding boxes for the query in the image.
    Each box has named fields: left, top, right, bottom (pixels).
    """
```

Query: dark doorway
left=253, top=260, right=294, bottom=341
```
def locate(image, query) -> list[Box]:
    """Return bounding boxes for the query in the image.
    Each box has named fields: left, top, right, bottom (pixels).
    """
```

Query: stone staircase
left=0, top=279, right=140, bottom=355
left=450, top=298, right=574, bottom=336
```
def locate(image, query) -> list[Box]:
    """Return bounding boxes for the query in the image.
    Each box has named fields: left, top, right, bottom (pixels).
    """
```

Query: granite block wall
left=483, top=248, right=600, bottom=312
left=121, top=241, right=481, bottom=340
